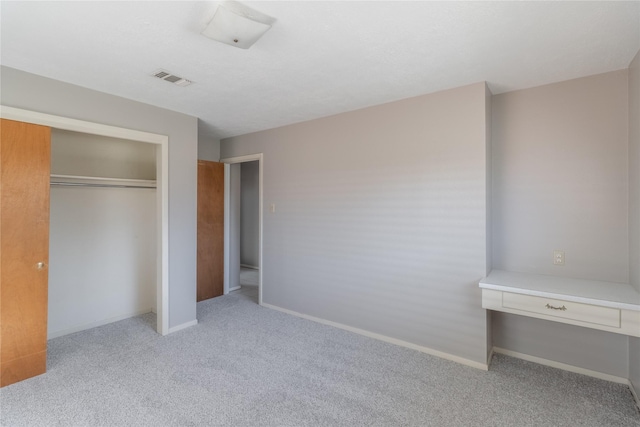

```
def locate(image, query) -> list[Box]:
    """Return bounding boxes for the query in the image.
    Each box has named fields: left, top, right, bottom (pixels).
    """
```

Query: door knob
left=36, top=262, right=46, bottom=270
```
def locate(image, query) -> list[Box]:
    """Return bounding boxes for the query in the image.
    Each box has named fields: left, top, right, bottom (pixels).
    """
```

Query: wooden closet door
left=1, top=119, right=51, bottom=387
left=197, top=161, right=224, bottom=301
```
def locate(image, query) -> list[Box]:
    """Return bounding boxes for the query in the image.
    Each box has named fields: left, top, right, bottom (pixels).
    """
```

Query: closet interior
left=48, top=129, right=158, bottom=339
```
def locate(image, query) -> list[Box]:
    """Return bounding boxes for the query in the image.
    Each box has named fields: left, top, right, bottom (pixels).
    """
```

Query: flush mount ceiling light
left=202, top=1, right=275, bottom=49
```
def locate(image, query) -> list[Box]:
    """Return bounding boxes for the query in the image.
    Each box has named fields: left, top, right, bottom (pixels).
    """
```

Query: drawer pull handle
left=545, top=303, right=567, bottom=311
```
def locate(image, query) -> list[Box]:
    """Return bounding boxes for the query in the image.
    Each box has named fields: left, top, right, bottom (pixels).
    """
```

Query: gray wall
left=628, top=50, right=640, bottom=395
left=198, top=133, right=220, bottom=162
left=492, top=70, right=629, bottom=282
left=222, top=82, right=491, bottom=364
left=491, top=70, right=630, bottom=377
left=51, top=129, right=156, bottom=179
left=240, top=161, right=259, bottom=268
left=1, top=66, right=198, bottom=330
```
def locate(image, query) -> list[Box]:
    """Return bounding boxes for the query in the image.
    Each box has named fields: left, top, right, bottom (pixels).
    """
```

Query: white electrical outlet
left=553, top=250, right=565, bottom=265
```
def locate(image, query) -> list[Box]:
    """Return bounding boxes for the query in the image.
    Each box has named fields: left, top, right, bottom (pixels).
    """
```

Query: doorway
left=239, top=160, right=259, bottom=301
left=222, top=154, right=263, bottom=305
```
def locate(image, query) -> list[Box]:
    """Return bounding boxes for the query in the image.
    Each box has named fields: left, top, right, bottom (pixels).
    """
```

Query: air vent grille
left=152, top=69, right=192, bottom=87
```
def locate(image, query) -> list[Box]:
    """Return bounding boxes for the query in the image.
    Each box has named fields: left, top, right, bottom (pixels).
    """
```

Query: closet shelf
left=50, top=174, right=156, bottom=189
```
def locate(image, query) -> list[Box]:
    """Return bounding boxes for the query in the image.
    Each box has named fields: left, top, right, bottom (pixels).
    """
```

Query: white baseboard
left=240, top=264, right=259, bottom=270
left=167, top=319, right=198, bottom=334
left=491, top=347, right=629, bottom=385
left=487, top=347, right=495, bottom=366
left=261, top=302, right=488, bottom=371
left=228, top=286, right=241, bottom=292
left=48, top=308, right=154, bottom=340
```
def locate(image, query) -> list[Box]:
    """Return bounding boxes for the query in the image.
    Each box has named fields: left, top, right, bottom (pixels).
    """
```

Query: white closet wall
left=51, top=130, right=156, bottom=179
left=48, top=129, right=157, bottom=339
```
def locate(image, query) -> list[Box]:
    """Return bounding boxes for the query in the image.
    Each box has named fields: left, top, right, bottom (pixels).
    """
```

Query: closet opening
left=222, top=154, right=264, bottom=305
left=48, top=129, right=159, bottom=338
left=0, top=106, right=170, bottom=336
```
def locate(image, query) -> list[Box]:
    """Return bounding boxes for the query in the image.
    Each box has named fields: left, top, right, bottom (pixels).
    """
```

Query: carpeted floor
left=1, top=291, right=639, bottom=426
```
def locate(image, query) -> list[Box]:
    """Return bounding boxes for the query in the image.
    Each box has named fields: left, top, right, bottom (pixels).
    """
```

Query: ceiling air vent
left=152, top=69, right=192, bottom=87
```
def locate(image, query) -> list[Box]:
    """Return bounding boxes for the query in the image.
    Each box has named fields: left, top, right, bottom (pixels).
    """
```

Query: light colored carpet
left=1, top=291, right=639, bottom=426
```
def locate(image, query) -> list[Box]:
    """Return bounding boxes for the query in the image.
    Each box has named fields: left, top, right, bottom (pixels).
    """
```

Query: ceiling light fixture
left=201, top=1, right=275, bottom=49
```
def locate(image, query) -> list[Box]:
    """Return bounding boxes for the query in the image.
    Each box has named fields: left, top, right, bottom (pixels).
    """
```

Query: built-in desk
left=479, top=270, right=640, bottom=337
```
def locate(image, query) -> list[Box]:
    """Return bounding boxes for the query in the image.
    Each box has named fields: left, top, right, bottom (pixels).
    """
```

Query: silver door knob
left=36, top=262, right=46, bottom=270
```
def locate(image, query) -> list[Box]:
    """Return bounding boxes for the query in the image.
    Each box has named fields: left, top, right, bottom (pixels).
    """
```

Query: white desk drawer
left=502, top=293, right=620, bottom=328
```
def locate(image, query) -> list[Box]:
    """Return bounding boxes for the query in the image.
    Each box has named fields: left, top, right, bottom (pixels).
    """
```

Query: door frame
left=0, top=106, right=170, bottom=335
left=220, top=153, right=263, bottom=305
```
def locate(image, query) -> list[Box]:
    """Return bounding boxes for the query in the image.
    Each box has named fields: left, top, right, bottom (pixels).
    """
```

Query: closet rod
left=50, top=182, right=156, bottom=189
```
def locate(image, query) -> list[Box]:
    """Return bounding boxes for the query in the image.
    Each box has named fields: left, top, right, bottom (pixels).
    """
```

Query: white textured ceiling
left=1, top=1, right=639, bottom=140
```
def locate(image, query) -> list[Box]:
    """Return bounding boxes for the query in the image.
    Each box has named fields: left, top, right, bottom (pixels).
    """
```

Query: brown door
left=197, top=160, right=224, bottom=301
left=1, top=119, right=51, bottom=387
